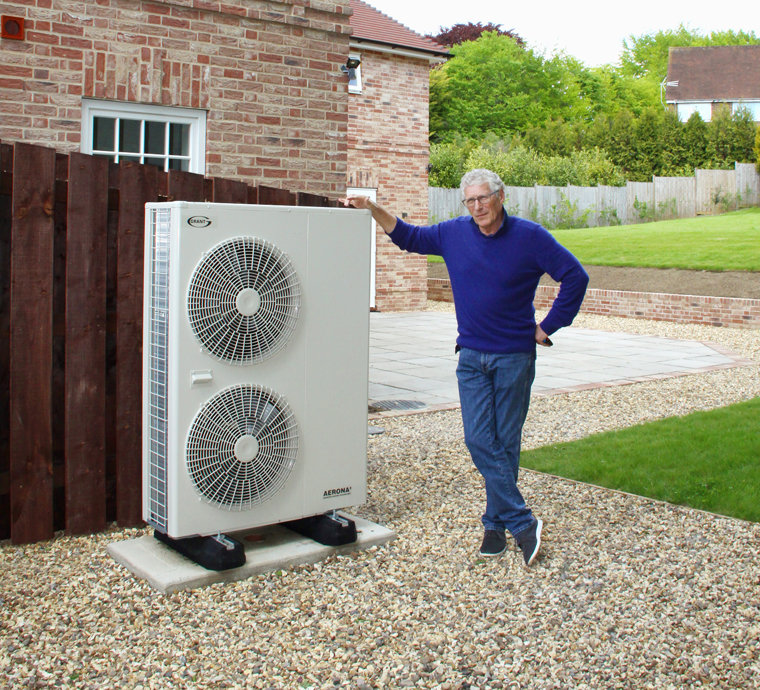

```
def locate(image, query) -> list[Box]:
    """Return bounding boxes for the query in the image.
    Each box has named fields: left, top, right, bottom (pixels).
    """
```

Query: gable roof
left=666, top=45, right=760, bottom=102
left=349, top=0, right=449, bottom=57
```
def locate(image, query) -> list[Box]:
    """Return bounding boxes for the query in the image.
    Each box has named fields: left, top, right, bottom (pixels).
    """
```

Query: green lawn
left=551, top=208, right=760, bottom=271
left=427, top=208, right=760, bottom=271
left=521, top=398, right=760, bottom=522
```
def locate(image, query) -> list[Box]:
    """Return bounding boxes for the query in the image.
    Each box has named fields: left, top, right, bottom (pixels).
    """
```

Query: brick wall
left=0, top=0, right=351, bottom=195
left=347, top=48, right=432, bottom=311
left=429, top=278, right=760, bottom=329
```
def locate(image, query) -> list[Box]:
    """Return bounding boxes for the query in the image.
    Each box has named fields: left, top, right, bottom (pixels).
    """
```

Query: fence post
left=9, top=143, right=56, bottom=544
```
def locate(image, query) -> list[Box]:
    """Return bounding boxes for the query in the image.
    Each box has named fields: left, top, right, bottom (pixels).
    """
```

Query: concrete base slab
left=107, top=515, right=395, bottom=594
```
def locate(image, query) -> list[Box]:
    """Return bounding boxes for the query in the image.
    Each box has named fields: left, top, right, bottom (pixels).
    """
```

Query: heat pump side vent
left=146, top=208, right=172, bottom=531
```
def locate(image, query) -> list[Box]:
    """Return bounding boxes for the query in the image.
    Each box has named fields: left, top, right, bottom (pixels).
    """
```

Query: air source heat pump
left=142, top=201, right=371, bottom=539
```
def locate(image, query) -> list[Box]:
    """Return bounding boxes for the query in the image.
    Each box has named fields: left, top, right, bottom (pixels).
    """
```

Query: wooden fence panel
left=0, top=142, right=342, bottom=544
left=212, top=177, right=249, bottom=203
left=9, top=143, right=56, bottom=544
left=64, top=153, right=108, bottom=535
left=736, top=163, right=760, bottom=206
left=0, top=143, right=12, bottom=540
left=695, top=169, right=736, bottom=215
left=259, top=185, right=296, bottom=206
left=168, top=169, right=205, bottom=202
left=654, top=176, right=695, bottom=219
left=114, top=162, right=161, bottom=526
left=297, top=191, right=330, bottom=207
left=626, top=181, right=654, bottom=222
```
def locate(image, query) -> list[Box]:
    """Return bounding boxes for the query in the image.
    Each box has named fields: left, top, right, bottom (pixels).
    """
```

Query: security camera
left=341, top=57, right=361, bottom=80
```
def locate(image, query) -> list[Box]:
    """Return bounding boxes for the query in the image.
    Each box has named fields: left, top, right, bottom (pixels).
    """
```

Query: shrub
left=429, top=142, right=468, bottom=188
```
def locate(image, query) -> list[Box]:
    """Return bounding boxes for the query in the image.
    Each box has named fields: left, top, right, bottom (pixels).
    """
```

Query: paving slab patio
left=368, top=311, right=751, bottom=414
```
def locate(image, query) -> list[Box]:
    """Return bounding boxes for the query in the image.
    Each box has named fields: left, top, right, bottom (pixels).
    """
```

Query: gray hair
left=459, top=168, right=505, bottom=198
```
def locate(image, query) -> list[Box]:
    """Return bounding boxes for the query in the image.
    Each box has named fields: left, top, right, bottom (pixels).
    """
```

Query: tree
left=429, top=33, right=585, bottom=141
left=428, top=22, right=523, bottom=48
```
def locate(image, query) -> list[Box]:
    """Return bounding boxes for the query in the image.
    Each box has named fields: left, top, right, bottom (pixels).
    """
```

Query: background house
left=347, top=0, right=448, bottom=311
left=665, top=46, right=760, bottom=122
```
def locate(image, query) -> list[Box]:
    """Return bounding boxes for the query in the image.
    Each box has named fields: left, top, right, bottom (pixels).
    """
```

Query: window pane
left=119, top=119, right=141, bottom=153
left=169, top=123, right=189, bottom=156
left=93, top=117, right=115, bottom=151
left=145, top=121, right=166, bottom=155
left=168, top=158, right=189, bottom=172
left=144, top=157, right=165, bottom=170
left=119, top=155, right=140, bottom=164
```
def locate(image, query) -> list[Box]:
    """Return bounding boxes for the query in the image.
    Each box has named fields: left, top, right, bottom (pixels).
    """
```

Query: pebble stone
left=1, top=305, right=759, bottom=689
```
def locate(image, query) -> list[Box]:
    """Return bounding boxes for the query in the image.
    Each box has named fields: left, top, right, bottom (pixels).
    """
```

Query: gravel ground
left=2, top=307, right=759, bottom=689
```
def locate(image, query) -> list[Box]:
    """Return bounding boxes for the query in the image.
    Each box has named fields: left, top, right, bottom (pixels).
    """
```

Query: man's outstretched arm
left=339, top=195, right=397, bottom=235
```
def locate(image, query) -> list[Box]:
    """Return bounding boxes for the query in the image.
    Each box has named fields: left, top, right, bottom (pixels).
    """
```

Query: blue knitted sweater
left=389, top=213, right=589, bottom=353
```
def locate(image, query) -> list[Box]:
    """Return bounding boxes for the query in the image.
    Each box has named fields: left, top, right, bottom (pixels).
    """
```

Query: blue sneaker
left=515, top=518, right=543, bottom=566
left=479, top=529, right=507, bottom=557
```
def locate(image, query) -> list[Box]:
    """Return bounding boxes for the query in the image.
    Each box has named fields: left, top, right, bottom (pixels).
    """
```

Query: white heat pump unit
left=142, top=201, right=371, bottom=539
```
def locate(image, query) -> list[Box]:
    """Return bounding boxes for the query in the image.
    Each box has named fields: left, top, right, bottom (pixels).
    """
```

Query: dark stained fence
left=0, top=141, right=338, bottom=544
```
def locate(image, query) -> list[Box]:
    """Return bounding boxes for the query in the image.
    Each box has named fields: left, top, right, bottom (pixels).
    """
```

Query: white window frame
left=80, top=99, right=207, bottom=174
left=733, top=101, right=760, bottom=121
left=348, top=52, right=362, bottom=94
left=676, top=101, right=712, bottom=123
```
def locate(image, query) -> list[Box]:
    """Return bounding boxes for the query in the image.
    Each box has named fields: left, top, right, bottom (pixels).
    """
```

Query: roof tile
left=666, top=46, right=760, bottom=101
left=349, top=0, right=449, bottom=56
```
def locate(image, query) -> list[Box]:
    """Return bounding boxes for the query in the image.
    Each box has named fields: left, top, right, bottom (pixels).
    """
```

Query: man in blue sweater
left=341, top=169, right=588, bottom=566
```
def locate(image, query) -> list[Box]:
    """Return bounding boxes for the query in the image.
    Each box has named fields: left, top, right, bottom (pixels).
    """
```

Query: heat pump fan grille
left=186, top=384, right=299, bottom=510
left=187, top=236, right=301, bottom=364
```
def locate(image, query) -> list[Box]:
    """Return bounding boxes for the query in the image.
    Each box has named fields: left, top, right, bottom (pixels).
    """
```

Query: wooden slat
left=167, top=169, right=205, bottom=202
left=297, top=191, right=329, bottom=207
left=9, top=143, right=56, bottom=544
left=0, top=143, right=13, bottom=540
left=64, top=153, right=108, bottom=534
left=114, top=161, right=159, bottom=526
left=211, top=177, right=249, bottom=204
left=105, top=161, right=120, bottom=524
left=52, top=155, right=68, bottom=532
left=258, top=185, right=296, bottom=206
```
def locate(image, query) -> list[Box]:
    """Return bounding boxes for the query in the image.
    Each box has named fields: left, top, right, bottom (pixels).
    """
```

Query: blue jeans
left=456, top=347, right=536, bottom=537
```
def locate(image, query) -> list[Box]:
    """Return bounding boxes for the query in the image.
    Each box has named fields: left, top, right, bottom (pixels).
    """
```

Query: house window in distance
left=676, top=102, right=712, bottom=122
left=733, top=101, right=760, bottom=121
left=81, top=100, right=207, bottom=174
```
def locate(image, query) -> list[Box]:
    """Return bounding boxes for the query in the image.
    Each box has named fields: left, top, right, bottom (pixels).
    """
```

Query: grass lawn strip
left=521, top=397, right=760, bottom=523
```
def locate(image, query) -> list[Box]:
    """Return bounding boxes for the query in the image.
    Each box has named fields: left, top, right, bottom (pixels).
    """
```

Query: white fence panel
left=596, top=185, right=628, bottom=226
left=736, top=162, right=760, bottom=206
left=655, top=176, right=696, bottom=219
left=428, top=186, right=462, bottom=222
left=626, top=182, right=654, bottom=223
left=503, top=186, right=536, bottom=218
left=428, top=162, right=758, bottom=226
left=696, top=169, right=737, bottom=214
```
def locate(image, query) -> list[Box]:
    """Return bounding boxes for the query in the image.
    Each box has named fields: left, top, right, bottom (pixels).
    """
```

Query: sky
left=361, top=0, right=758, bottom=67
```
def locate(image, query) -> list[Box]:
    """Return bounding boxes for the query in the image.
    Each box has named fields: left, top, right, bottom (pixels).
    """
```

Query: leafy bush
left=458, top=140, right=625, bottom=187
left=464, top=143, right=543, bottom=187
left=428, top=142, right=468, bottom=188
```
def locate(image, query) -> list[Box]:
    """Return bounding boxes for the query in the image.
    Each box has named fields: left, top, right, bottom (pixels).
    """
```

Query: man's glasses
left=462, top=190, right=499, bottom=208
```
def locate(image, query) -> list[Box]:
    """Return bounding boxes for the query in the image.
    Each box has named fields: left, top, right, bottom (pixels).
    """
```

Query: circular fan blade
left=187, top=236, right=301, bottom=364
left=186, top=385, right=299, bottom=509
